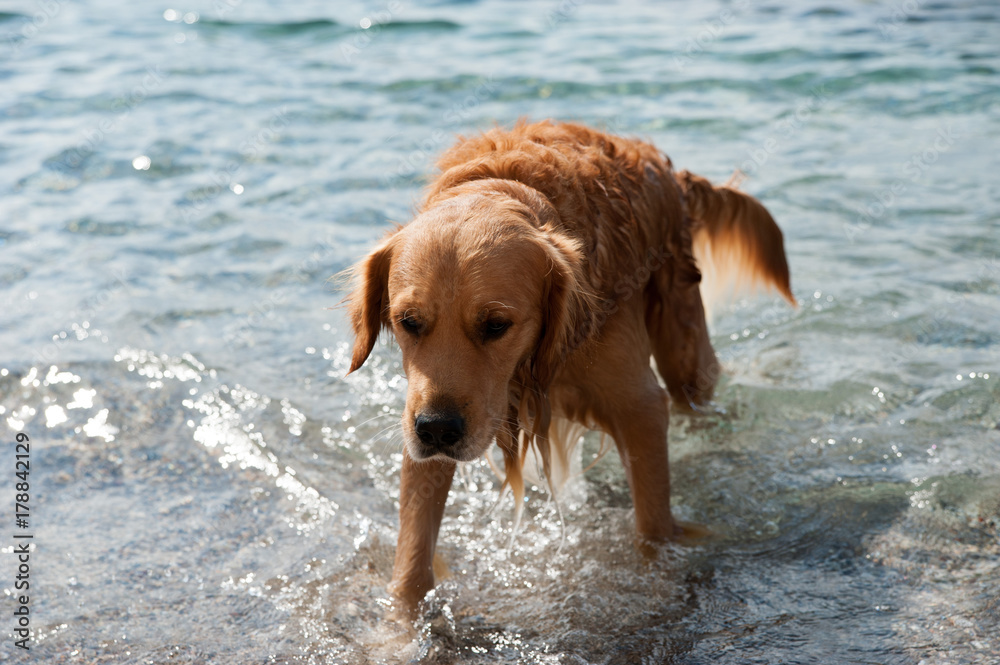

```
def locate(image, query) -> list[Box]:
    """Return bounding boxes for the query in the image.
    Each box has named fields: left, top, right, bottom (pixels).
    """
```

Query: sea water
left=1, top=1, right=998, bottom=663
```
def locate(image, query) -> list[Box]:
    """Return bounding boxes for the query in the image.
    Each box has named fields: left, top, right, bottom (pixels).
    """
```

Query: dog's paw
left=672, top=519, right=715, bottom=545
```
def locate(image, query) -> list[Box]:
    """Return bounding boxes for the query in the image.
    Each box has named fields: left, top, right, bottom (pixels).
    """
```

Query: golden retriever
left=346, top=120, right=794, bottom=614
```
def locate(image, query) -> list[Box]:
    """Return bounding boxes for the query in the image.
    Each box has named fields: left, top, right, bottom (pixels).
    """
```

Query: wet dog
left=346, top=120, right=794, bottom=613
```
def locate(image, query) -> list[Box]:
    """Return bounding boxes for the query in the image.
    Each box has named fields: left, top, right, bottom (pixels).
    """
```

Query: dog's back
left=424, top=121, right=698, bottom=310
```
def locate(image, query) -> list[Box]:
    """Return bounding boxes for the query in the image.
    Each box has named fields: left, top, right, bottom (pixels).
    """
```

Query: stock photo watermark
left=844, top=124, right=958, bottom=243
left=10, top=431, right=33, bottom=651
left=179, top=106, right=290, bottom=222
left=546, top=0, right=582, bottom=28
left=211, top=0, right=242, bottom=21
left=61, top=66, right=167, bottom=170
left=224, top=228, right=346, bottom=346
left=380, top=75, right=498, bottom=187
left=736, top=85, right=830, bottom=179
left=876, top=0, right=924, bottom=39
left=5, top=0, right=64, bottom=57
left=30, top=269, right=130, bottom=365
left=341, top=0, right=404, bottom=63
left=672, top=0, right=752, bottom=71
left=888, top=255, right=999, bottom=367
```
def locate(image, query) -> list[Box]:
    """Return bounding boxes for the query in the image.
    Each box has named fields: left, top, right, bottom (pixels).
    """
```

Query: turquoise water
left=1, top=1, right=998, bottom=663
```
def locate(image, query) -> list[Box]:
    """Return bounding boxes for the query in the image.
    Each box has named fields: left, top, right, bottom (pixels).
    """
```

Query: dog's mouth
left=405, top=414, right=500, bottom=463
left=410, top=441, right=481, bottom=463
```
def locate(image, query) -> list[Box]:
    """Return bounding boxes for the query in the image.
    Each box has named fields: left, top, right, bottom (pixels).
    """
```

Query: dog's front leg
left=603, top=377, right=677, bottom=542
left=603, top=377, right=711, bottom=545
left=387, top=448, right=455, bottom=615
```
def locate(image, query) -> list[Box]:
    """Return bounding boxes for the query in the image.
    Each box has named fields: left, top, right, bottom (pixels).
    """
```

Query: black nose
left=414, top=412, right=465, bottom=448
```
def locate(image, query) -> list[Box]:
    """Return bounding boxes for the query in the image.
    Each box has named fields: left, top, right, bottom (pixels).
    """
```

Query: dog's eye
left=482, top=318, right=512, bottom=342
left=399, top=316, right=421, bottom=335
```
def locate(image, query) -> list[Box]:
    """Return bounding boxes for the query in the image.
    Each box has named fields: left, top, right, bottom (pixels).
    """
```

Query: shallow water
left=1, top=0, right=999, bottom=663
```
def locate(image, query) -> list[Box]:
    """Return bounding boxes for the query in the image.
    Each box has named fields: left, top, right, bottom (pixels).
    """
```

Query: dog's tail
left=677, top=170, right=796, bottom=315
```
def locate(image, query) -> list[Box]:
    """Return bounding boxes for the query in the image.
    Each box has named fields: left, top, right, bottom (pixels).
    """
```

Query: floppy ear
left=346, top=233, right=398, bottom=374
left=531, top=232, right=585, bottom=388
left=515, top=231, right=586, bottom=491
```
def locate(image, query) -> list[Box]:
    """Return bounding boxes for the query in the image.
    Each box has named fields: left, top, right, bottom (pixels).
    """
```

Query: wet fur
left=346, top=120, right=795, bottom=613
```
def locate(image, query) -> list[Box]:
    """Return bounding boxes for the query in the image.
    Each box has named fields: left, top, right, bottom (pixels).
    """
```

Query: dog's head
left=346, top=191, right=582, bottom=462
